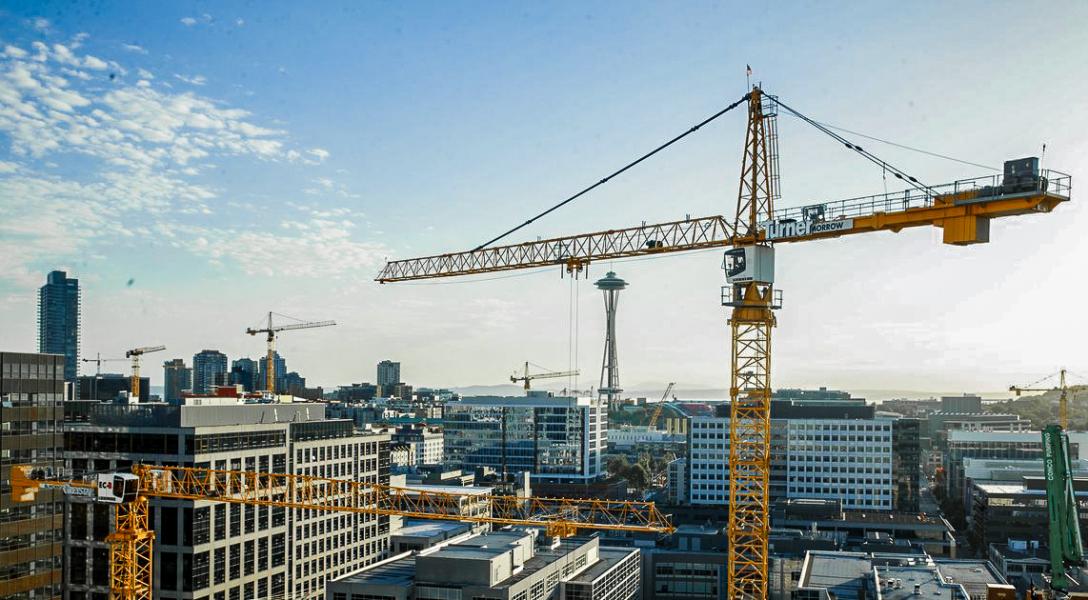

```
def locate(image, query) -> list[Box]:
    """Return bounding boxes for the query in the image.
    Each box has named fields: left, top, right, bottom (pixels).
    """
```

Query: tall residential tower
left=37, top=270, right=80, bottom=382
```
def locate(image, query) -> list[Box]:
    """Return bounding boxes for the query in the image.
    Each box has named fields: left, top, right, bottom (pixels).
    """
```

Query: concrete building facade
left=686, top=402, right=911, bottom=511
left=328, top=531, right=640, bottom=600
left=63, top=397, right=391, bottom=600
left=164, top=359, right=192, bottom=404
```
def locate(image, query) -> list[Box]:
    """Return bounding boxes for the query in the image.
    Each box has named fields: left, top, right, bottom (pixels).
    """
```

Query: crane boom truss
left=136, top=464, right=673, bottom=534
left=376, top=174, right=1068, bottom=283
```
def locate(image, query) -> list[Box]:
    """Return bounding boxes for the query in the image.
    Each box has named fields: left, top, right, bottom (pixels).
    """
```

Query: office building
left=391, top=425, right=444, bottom=466
left=37, top=270, right=80, bottom=382
left=686, top=400, right=913, bottom=511
left=283, top=371, right=305, bottom=393
left=943, top=430, right=1088, bottom=506
left=257, top=352, right=287, bottom=392
left=76, top=373, right=150, bottom=402
left=968, top=476, right=1088, bottom=550
left=377, top=360, right=400, bottom=388
left=229, top=358, right=259, bottom=392
left=641, top=525, right=727, bottom=600
left=164, top=358, right=192, bottom=403
left=0, top=351, right=65, bottom=599
left=328, top=531, right=640, bottom=600
left=192, top=349, right=228, bottom=394
left=63, top=395, right=391, bottom=600
left=444, top=393, right=606, bottom=482
left=665, top=458, right=688, bottom=505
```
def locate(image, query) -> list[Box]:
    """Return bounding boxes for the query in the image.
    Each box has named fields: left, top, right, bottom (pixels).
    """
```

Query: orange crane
left=11, top=463, right=673, bottom=600
left=125, top=345, right=164, bottom=400
left=376, top=87, right=1070, bottom=598
left=1011, top=369, right=1082, bottom=430
left=510, top=361, right=579, bottom=391
left=246, top=312, right=335, bottom=393
left=647, top=382, right=676, bottom=429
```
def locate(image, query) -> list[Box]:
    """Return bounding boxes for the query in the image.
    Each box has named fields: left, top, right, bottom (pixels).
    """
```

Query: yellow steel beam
left=376, top=187, right=1067, bottom=283
left=134, top=464, right=675, bottom=534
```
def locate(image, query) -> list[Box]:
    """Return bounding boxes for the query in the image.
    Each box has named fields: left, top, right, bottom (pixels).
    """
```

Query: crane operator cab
left=96, top=473, right=140, bottom=504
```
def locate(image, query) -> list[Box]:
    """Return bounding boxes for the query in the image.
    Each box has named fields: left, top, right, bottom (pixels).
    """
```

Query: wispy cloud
left=180, top=17, right=198, bottom=26
left=122, top=43, right=148, bottom=54
left=174, top=73, right=207, bottom=86
left=0, top=33, right=383, bottom=289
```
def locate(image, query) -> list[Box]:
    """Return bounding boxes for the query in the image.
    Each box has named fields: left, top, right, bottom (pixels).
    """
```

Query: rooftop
left=564, top=546, right=637, bottom=584
left=394, top=519, right=473, bottom=539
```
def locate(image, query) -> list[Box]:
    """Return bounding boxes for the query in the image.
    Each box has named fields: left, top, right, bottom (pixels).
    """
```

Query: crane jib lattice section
left=134, top=465, right=674, bottom=534
left=376, top=172, right=1068, bottom=282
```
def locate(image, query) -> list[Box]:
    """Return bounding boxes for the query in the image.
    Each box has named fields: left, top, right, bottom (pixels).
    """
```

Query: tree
left=606, top=456, right=630, bottom=478
left=625, top=463, right=650, bottom=491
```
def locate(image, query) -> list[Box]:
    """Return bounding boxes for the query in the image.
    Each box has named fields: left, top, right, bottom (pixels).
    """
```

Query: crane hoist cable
left=770, top=94, right=936, bottom=196
left=473, top=92, right=752, bottom=251
left=780, top=114, right=1000, bottom=171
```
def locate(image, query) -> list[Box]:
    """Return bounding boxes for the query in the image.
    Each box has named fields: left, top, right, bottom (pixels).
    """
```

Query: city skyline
left=2, top=3, right=1087, bottom=394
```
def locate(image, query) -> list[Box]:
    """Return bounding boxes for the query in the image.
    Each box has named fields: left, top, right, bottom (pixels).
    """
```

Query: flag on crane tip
left=746, top=64, right=752, bottom=76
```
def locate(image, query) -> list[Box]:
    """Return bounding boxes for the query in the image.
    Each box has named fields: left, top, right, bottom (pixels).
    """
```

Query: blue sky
left=1, top=2, right=1087, bottom=396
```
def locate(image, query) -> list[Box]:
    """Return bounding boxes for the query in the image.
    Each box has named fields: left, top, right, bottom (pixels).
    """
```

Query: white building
left=392, top=425, right=444, bottom=466
left=688, top=414, right=896, bottom=510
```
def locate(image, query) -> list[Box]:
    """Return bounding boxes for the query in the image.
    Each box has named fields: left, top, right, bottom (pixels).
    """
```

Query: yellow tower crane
left=510, top=361, right=580, bottom=391
left=1011, top=369, right=1081, bottom=430
left=647, top=382, right=676, bottom=429
left=11, top=463, right=673, bottom=600
left=246, top=312, right=335, bottom=393
left=125, top=345, right=164, bottom=400
left=375, top=87, right=1070, bottom=598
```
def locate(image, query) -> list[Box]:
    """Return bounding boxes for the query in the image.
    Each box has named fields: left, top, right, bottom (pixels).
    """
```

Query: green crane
left=1042, top=424, right=1084, bottom=593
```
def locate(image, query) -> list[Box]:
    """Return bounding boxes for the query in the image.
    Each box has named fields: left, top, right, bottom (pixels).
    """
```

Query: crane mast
left=245, top=312, right=335, bottom=393
left=375, top=87, right=1069, bottom=599
left=125, top=345, right=165, bottom=401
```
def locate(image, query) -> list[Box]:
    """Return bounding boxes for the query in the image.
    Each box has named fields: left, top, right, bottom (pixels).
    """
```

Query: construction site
left=1, top=5, right=1086, bottom=600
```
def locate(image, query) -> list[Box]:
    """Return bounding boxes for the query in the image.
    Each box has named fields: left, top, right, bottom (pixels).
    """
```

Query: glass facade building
left=37, top=270, right=80, bottom=383
left=0, top=351, right=66, bottom=599
left=443, top=394, right=605, bottom=482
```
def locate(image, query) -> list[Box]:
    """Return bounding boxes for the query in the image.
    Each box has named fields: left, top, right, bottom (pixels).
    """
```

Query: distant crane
left=246, top=312, right=335, bottom=393
left=647, top=382, right=676, bottom=429
left=82, top=353, right=127, bottom=376
left=510, top=362, right=579, bottom=392
left=125, top=346, right=165, bottom=400
left=1011, top=369, right=1079, bottom=430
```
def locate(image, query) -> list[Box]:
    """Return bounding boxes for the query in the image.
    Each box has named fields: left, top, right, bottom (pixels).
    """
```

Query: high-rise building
left=37, top=270, right=80, bottom=382
left=444, top=393, right=606, bottom=482
left=192, top=349, right=228, bottom=394
left=1, top=351, right=65, bottom=599
left=63, top=395, right=392, bottom=600
left=257, top=352, right=287, bottom=392
left=164, top=358, right=192, bottom=403
left=230, top=357, right=259, bottom=392
left=376, top=360, right=400, bottom=388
